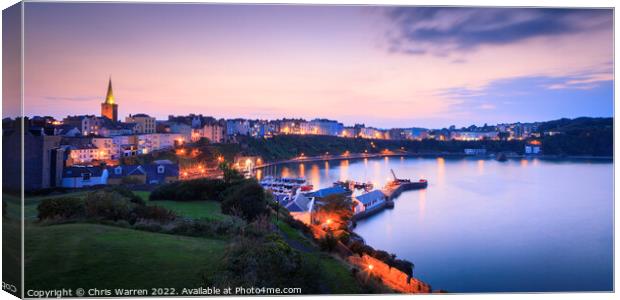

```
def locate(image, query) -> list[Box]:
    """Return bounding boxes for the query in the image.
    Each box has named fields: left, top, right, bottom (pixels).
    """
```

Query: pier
left=351, top=170, right=428, bottom=221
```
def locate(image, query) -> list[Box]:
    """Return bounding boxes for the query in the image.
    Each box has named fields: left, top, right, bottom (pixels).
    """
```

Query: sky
left=11, top=3, right=614, bottom=128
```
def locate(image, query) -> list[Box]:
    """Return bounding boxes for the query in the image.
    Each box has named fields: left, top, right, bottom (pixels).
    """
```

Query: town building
left=451, top=131, right=499, bottom=141
left=67, top=144, right=104, bottom=165
left=226, top=119, right=251, bottom=136
left=125, top=114, right=156, bottom=134
left=200, top=121, right=225, bottom=143
left=62, top=115, right=109, bottom=136
left=308, top=119, right=344, bottom=136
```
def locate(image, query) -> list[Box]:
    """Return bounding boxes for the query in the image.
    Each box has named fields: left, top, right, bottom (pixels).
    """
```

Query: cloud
left=544, top=72, right=613, bottom=90
left=44, top=95, right=100, bottom=102
left=478, top=103, right=496, bottom=110
left=384, top=7, right=612, bottom=56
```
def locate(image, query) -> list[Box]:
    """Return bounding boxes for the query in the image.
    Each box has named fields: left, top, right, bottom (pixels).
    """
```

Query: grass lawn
left=20, top=189, right=364, bottom=294
left=25, top=223, right=227, bottom=290
left=136, top=191, right=229, bottom=221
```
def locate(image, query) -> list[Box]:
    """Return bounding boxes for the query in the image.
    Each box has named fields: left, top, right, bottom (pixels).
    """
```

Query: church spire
left=105, top=76, right=115, bottom=104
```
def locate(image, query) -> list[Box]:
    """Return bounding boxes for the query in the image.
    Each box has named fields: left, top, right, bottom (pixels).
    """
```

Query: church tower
left=101, top=77, right=118, bottom=122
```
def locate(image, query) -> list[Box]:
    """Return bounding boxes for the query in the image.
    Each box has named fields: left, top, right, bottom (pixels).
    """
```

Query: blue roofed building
left=106, top=162, right=179, bottom=185
left=107, top=165, right=147, bottom=184
left=62, top=166, right=109, bottom=188
left=285, top=193, right=314, bottom=225
left=305, top=185, right=351, bottom=199
left=144, top=163, right=179, bottom=185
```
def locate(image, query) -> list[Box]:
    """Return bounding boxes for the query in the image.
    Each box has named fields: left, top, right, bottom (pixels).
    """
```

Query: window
left=115, top=166, right=122, bottom=175
left=82, top=173, right=91, bottom=181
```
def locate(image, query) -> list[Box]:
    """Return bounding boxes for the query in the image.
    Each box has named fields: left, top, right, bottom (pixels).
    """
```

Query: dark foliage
left=536, top=118, right=613, bottom=156
left=204, top=234, right=323, bottom=293
left=168, top=218, right=242, bottom=237
left=149, top=178, right=230, bottom=202
left=84, top=190, right=132, bottom=222
left=318, top=231, right=338, bottom=252
left=221, top=180, right=268, bottom=222
left=37, top=197, right=84, bottom=220
left=104, top=186, right=145, bottom=205
left=131, top=205, right=176, bottom=224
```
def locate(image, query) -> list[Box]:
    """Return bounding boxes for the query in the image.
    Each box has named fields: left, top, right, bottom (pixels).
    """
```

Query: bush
left=133, top=220, right=164, bottom=233
left=150, top=179, right=230, bottom=202
left=131, top=205, right=176, bottom=224
left=104, top=186, right=144, bottom=205
left=221, top=180, right=268, bottom=222
left=37, top=197, right=84, bottom=221
left=84, top=190, right=132, bottom=222
left=318, top=230, right=338, bottom=252
left=204, top=234, right=322, bottom=293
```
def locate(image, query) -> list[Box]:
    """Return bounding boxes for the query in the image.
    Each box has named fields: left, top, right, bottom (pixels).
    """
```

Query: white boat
left=259, top=176, right=314, bottom=204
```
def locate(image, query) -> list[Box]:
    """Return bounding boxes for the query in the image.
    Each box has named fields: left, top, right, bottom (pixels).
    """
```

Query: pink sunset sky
left=11, top=4, right=614, bottom=128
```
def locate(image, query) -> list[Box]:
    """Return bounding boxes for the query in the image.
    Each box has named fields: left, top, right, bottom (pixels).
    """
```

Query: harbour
left=256, top=156, right=613, bottom=292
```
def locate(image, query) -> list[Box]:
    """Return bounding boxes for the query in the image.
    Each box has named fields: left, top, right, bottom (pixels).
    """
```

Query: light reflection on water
left=263, top=156, right=613, bottom=293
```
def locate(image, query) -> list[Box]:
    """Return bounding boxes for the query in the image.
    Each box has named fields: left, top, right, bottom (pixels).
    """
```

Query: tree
left=219, top=162, right=244, bottom=184
left=316, top=194, right=353, bottom=230
left=221, top=180, right=268, bottom=222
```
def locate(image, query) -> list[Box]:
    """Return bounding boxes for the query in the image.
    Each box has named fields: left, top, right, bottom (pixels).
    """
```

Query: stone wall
left=348, top=254, right=432, bottom=293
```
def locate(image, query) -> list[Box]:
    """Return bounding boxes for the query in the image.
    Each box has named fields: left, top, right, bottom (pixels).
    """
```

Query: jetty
left=383, top=169, right=428, bottom=200
left=351, top=169, right=427, bottom=221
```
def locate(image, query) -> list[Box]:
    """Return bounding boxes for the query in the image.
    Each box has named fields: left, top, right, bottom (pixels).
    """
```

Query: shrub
left=37, top=197, right=84, bottom=221
left=150, top=179, right=229, bottom=201
left=204, top=234, right=322, bottom=293
left=167, top=218, right=243, bottom=238
left=131, top=205, right=176, bottom=224
left=221, top=180, right=268, bottom=222
left=133, top=220, right=164, bottom=233
left=104, top=186, right=144, bottom=205
left=318, top=230, right=338, bottom=252
left=84, top=190, right=131, bottom=221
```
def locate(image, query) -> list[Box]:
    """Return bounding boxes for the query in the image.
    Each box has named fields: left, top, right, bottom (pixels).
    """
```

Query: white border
left=0, top=1, right=616, bottom=300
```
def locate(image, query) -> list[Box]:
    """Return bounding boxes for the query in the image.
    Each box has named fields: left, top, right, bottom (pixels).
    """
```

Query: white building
left=91, top=137, right=115, bottom=160
left=68, top=144, right=105, bottom=164
left=352, top=190, right=387, bottom=214
left=525, top=145, right=542, bottom=154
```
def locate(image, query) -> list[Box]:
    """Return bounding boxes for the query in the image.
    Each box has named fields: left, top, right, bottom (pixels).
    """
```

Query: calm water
left=259, top=156, right=614, bottom=293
